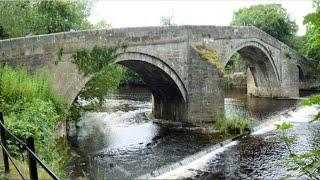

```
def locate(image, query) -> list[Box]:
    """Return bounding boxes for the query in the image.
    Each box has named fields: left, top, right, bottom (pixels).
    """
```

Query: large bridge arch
left=115, top=52, right=188, bottom=121
left=224, top=40, right=281, bottom=97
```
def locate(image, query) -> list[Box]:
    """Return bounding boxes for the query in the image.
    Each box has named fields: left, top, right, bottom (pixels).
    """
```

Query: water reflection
left=225, top=88, right=297, bottom=125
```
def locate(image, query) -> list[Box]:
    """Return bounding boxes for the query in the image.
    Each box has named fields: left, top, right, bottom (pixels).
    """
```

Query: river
left=66, top=87, right=319, bottom=179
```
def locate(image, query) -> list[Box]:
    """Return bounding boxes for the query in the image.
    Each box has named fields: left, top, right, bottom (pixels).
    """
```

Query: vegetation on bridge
left=195, top=44, right=223, bottom=77
left=69, top=44, right=144, bottom=123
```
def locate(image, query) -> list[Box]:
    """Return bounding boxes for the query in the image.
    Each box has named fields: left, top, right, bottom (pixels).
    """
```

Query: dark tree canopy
left=231, top=4, right=298, bottom=44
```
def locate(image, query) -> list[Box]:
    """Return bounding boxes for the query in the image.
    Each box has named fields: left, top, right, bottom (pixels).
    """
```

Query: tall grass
left=213, top=116, right=251, bottom=134
left=0, top=66, right=65, bottom=114
left=0, top=65, right=68, bottom=177
left=213, top=116, right=229, bottom=134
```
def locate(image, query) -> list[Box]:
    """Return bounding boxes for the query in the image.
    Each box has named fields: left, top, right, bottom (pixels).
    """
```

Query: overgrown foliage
left=0, top=66, right=68, bottom=176
left=72, top=44, right=122, bottom=75
left=195, top=45, right=222, bottom=69
left=195, top=44, right=223, bottom=77
left=213, top=116, right=251, bottom=134
left=69, top=44, right=144, bottom=123
left=78, top=65, right=127, bottom=105
left=231, top=4, right=298, bottom=45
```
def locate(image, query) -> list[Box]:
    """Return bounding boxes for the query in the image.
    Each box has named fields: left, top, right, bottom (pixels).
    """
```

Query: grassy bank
left=0, top=65, right=69, bottom=177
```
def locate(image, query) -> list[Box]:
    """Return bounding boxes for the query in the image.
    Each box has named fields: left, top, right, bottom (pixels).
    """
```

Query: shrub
left=301, top=95, right=320, bottom=106
left=213, top=116, right=250, bottom=135
left=0, top=65, right=67, bottom=176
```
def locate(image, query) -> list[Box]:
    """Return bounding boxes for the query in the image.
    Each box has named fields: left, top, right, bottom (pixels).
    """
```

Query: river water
left=66, top=87, right=320, bottom=179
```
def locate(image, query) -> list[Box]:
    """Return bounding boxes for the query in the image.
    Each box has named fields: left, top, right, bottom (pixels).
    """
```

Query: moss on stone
left=195, top=44, right=222, bottom=70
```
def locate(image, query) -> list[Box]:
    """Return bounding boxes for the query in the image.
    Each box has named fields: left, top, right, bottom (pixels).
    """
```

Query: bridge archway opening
left=224, top=45, right=279, bottom=97
left=297, top=65, right=304, bottom=81
left=116, top=55, right=187, bottom=122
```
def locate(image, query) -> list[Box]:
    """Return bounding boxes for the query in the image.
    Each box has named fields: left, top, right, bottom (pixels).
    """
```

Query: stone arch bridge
left=0, top=26, right=311, bottom=123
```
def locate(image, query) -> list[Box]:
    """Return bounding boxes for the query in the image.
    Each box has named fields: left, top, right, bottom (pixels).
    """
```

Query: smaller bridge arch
left=115, top=52, right=188, bottom=121
left=224, top=40, right=280, bottom=97
left=225, top=40, right=280, bottom=83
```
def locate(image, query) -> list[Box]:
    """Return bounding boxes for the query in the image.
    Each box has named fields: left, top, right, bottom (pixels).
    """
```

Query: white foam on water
left=151, top=104, right=320, bottom=179
left=285, top=105, right=320, bottom=123
left=252, top=105, right=320, bottom=135
left=152, top=141, right=239, bottom=179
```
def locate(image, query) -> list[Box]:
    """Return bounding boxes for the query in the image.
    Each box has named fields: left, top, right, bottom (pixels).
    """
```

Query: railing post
left=0, top=112, right=9, bottom=172
left=27, top=137, right=38, bottom=180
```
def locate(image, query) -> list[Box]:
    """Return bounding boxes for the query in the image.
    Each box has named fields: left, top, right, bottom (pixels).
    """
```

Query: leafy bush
left=0, top=66, right=65, bottom=114
left=301, top=95, right=320, bottom=106
left=72, top=44, right=124, bottom=76
left=0, top=65, right=67, bottom=176
left=69, top=44, right=144, bottom=123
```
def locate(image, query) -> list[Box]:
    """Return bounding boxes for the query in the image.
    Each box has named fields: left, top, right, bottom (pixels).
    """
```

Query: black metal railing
left=0, top=112, right=60, bottom=180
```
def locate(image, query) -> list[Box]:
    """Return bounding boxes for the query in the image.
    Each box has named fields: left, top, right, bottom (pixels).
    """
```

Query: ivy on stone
left=72, top=45, right=120, bottom=76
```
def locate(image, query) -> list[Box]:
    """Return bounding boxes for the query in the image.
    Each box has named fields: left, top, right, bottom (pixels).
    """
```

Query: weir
left=67, top=86, right=320, bottom=179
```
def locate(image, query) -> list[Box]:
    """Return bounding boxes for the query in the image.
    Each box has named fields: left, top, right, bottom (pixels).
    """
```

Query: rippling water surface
left=66, top=87, right=319, bottom=179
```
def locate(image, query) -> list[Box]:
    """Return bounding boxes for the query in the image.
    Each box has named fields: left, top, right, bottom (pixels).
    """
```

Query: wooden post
left=27, top=137, right=38, bottom=180
left=0, top=112, right=9, bottom=172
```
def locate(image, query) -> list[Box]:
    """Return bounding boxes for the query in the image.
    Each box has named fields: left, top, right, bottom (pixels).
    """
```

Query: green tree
left=0, top=1, right=38, bottom=38
left=303, top=2, right=320, bottom=61
left=36, top=0, right=92, bottom=34
left=0, top=0, right=93, bottom=39
left=160, top=14, right=176, bottom=26
left=231, top=4, right=298, bottom=44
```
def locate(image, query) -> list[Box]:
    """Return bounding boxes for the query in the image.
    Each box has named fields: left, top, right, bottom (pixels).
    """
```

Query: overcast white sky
left=89, top=0, right=314, bottom=36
